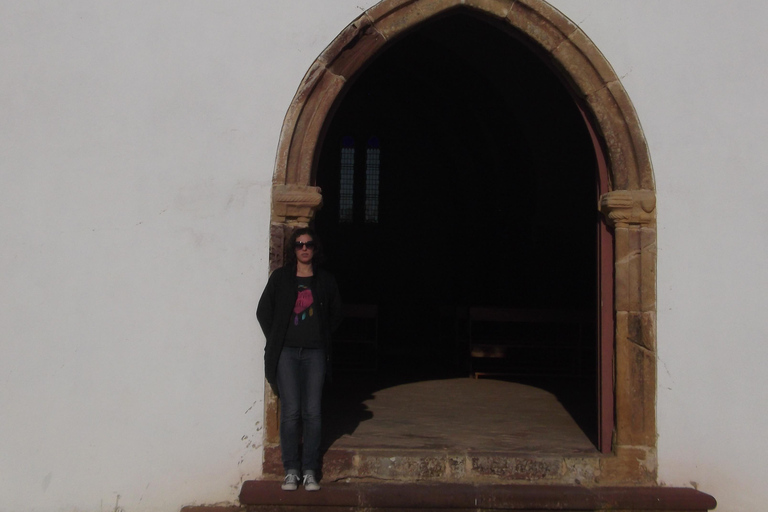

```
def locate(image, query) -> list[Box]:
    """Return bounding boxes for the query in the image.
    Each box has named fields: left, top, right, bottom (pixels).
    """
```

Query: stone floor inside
left=322, top=375, right=599, bottom=457
left=301, top=370, right=602, bottom=485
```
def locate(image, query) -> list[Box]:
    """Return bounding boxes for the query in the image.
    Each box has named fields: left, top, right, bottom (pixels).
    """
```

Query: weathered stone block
left=319, top=17, right=369, bottom=65
left=613, top=228, right=632, bottom=311
left=606, top=81, right=653, bottom=189
left=518, top=0, right=579, bottom=38
left=625, top=311, right=656, bottom=352
left=273, top=60, right=327, bottom=184
left=324, top=21, right=387, bottom=80
left=321, top=449, right=356, bottom=479
left=567, top=29, right=619, bottom=87
left=612, top=225, right=656, bottom=313
left=640, top=227, right=657, bottom=311
left=463, top=0, right=512, bottom=18
left=288, top=71, right=346, bottom=185
left=262, top=446, right=283, bottom=476
left=272, top=185, right=323, bottom=226
left=563, top=457, right=601, bottom=485
left=586, top=87, right=637, bottom=189
left=470, top=455, right=562, bottom=481
left=600, top=190, right=656, bottom=229
left=615, top=333, right=656, bottom=447
left=629, top=227, right=643, bottom=310
left=371, top=0, right=462, bottom=40
left=447, top=455, right=467, bottom=479
left=599, top=446, right=657, bottom=485
left=506, top=1, right=567, bottom=52
left=365, top=0, right=416, bottom=24
left=552, top=41, right=605, bottom=99
left=358, top=453, right=447, bottom=480
left=268, top=224, right=286, bottom=272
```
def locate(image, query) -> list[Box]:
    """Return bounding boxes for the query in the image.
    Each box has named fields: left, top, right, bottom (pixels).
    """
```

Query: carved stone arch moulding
left=266, top=0, right=659, bottom=485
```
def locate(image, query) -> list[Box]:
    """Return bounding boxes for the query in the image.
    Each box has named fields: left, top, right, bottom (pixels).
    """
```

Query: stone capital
left=599, top=190, right=656, bottom=228
left=272, top=184, right=323, bottom=225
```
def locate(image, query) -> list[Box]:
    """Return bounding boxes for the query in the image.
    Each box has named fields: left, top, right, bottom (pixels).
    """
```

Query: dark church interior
left=312, top=11, right=602, bottom=448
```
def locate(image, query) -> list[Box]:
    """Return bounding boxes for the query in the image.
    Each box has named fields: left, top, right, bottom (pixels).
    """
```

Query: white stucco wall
left=1, top=1, right=767, bottom=511
left=0, top=2, right=362, bottom=511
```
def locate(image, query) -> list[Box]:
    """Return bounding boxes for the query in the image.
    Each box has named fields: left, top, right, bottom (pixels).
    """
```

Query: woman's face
left=294, top=234, right=315, bottom=265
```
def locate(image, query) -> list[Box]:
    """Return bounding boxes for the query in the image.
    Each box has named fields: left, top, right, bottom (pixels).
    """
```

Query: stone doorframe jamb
left=265, top=0, right=658, bottom=485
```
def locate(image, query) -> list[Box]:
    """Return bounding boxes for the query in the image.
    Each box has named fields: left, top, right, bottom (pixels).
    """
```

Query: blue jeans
left=276, top=346, right=326, bottom=473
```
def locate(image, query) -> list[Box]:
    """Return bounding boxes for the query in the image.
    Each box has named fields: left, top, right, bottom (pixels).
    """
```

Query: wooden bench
left=467, top=307, right=592, bottom=378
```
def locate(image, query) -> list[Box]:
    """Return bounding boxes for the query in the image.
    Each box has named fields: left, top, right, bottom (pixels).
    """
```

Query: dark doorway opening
left=315, top=11, right=600, bottom=449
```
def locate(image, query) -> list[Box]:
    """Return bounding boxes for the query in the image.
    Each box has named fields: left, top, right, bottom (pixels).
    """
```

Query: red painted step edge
left=238, top=480, right=717, bottom=510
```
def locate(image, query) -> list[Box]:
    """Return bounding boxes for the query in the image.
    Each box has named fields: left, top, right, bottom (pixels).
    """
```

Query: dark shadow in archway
left=314, top=11, right=599, bottom=451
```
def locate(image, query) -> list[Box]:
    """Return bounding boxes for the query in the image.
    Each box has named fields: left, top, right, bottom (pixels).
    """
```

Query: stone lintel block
left=615, top=331, right=657, bottom=447
left=470, top=455, right=562, bottom=481
left=506, top=1, right=568, bottom=53
left=599, top=446, right=657, bottom=485
left=371, top=0, right=462, bottom=40
left=324, top=20, right=387, bottom=81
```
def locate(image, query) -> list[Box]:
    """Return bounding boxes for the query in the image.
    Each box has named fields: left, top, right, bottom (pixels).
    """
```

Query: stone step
left=264, top=446, right=611, bottom=485
left=219, top=480, right=716, bottom=511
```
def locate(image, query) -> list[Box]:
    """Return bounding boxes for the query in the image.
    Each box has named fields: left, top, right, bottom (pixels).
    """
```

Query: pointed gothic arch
left=265, top=0, right=657, bottom=484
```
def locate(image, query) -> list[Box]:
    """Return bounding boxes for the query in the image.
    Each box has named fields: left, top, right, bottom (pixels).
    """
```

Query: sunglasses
left=294, top=240, right=316, bottom=250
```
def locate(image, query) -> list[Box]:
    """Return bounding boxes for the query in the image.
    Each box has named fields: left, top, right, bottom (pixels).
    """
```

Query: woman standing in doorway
left=257, top=227, right=342, bottom=491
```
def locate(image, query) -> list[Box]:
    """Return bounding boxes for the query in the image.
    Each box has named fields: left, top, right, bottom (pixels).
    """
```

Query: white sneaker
left=281, top=472, right=300, bottom=491
left=302, top=472, right=320, bottom=491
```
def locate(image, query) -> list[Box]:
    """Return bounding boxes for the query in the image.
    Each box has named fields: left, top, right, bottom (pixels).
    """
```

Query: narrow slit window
left=365, top=136, right=380, bottom=223
left=339, top=135, right=355, bottom=223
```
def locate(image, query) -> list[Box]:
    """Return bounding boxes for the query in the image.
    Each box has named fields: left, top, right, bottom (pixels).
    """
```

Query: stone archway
left=265, top=0, right=657, bottom=484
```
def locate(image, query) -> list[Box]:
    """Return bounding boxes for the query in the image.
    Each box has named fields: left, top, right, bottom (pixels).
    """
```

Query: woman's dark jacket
left=257, top=264, right=342, bottom=395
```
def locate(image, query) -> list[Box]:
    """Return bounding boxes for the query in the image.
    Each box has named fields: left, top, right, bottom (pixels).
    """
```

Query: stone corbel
left=599, top=190, right=656, bottom=228
left=272, top=184, right=323, bottom=226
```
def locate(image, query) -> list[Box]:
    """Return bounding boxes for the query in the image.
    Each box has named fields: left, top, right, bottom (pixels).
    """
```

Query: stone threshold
left=220, top=480, right=717, bottom=511
left=265, top=447, right=614, bottom=486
